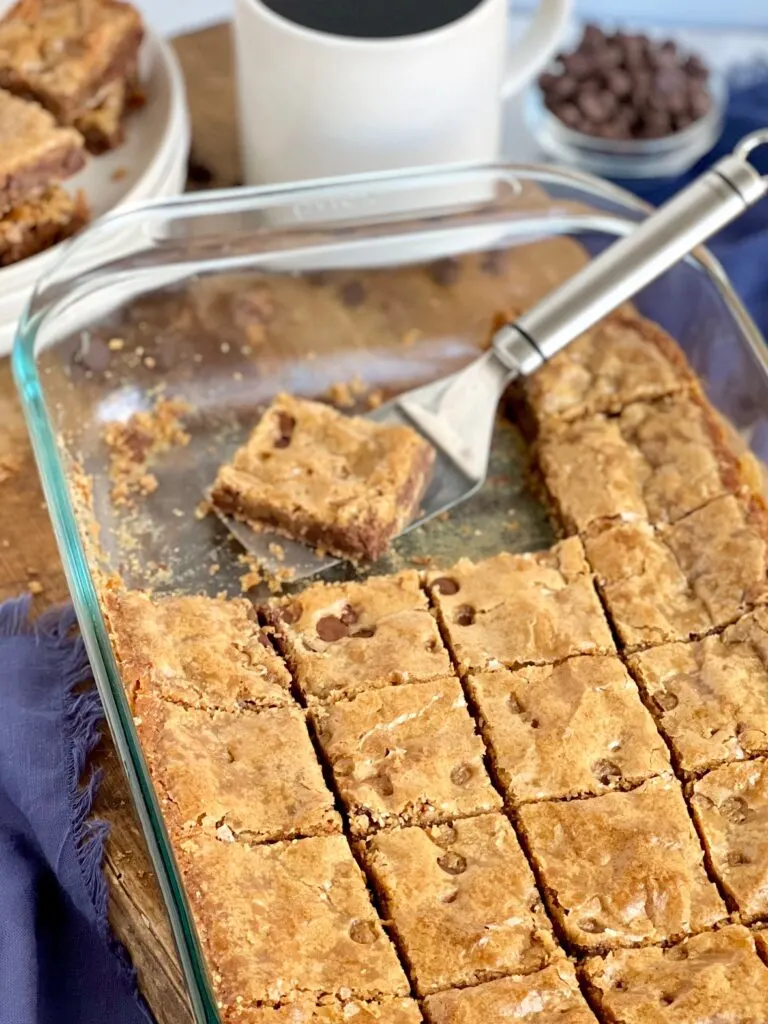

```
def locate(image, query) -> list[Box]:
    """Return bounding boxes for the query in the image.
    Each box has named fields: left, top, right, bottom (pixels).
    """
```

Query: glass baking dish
left=12, top=163, right=768, bottom=1022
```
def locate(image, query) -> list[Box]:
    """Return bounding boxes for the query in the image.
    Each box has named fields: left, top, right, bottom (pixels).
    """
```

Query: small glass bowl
left=524, top=69, right=727, bottom=179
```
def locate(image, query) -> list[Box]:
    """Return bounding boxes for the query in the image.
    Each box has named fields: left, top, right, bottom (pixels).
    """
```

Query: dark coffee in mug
left=259, top=0, right=485, bottom=39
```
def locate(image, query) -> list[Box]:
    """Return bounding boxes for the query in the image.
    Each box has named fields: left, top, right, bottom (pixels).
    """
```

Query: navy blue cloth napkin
left=0, top=597, right=149, bottom=1024
left=0, top=66, right=767, bottom=1024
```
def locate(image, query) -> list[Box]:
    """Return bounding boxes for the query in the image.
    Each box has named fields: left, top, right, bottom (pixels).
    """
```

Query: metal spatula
left=216, top=130, right=768, bottom=582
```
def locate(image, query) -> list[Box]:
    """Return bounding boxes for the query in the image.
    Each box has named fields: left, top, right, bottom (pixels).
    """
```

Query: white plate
left=0, top=26, right=191, bottom=356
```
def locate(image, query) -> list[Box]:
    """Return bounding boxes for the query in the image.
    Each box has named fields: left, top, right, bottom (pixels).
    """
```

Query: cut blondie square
left=73, top=71, right=140, bottom=153
left=582, top=925, right=768, bottom=1024
left=520, top=311, right=695, bottom=431
left=690, top=759, right=768, bottom=923
left=134, top=695, right=340, bottom=843
left=211, top=393, right=435, bottom=561
left=584, top=495, right=768, bottom=649
left=518, top=776, right=726, bottom=952
left=104, top=588, right=293, bottom=711
left=0, top=183, right=87, bottom=266
left=628, top=609, right=768, bottom=775
left=664, top=494, right=768, bottom=627
left=230, top=998, right=423, bottom=1024
left=426, top=537, right=614, bottom=674
left=268, top=570, right=451, bottom=703
left=0, top=89, right=84, bottom=210
left=362, top=815, right=558, bottom=995
left=467, top=656, right=670, bottom=804
left=177, top=833, right=408, bottom=1012
left=423, top=962, right=599, bottom=1024
left=537, top=392, right=748, bottom=534
left=311, top=678, right=501, bottom=836
left=0, top=0, right=144, bottom=124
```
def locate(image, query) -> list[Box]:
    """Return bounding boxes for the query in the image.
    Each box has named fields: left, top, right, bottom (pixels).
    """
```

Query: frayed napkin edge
left=0, top=594, right=141, bottom=983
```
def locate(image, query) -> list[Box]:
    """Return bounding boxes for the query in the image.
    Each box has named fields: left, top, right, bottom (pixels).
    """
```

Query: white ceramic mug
left=233, top=0, right=571, bottom=186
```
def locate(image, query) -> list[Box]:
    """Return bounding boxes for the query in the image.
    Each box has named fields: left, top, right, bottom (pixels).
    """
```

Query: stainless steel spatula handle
left=493, top=129, right=768, bottom=376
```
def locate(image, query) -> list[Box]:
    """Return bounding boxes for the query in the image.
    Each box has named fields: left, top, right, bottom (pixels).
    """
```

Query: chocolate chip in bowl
left=526, top=24, right=726, bottom=179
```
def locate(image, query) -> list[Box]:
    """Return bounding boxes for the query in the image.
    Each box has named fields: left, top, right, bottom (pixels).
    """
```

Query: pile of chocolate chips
left=539, top=24, right=712, bottom=141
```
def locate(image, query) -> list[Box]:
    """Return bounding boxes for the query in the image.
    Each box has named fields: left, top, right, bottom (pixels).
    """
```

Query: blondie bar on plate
left=0, top=89, right=84, bottom=210
left=0, top=0, right=143, bottom=127
left=0, top=183, right=86, bottom=266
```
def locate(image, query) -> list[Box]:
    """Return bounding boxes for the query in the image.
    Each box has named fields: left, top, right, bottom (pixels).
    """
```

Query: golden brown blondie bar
left=229, top=998, right=424, bottom=1023
left=628, top=609, right=768, bottom=774
left=467, top=655, right=670, bottom=803
left=311, top=678, right=501, bottom=836
left=362, top=815, right=557, bottom=995
left=585, top=495, right=768, bottom=649
left=0, top=89, right=84, bottom=210
left=423, top=962, right=598, bottom=1024
left=582, top=925, right=768, bottom=1023
left=0, top=183, right=87, bottom=266
left=212, top=393, right=434, bottom=562
left=105, top=588, right=293, bottom=711
left=0, top=0, right=143, bottom=123
left=518, top=776, right=725, bottom=951
left=520, top=311, right=695, bottom=430
left=691, top=758, right=768, bottom=923
left=177, top=833, right=408, bottom=1012
left=426, top=537, right=614, bottom=674
left=537, top=393, right=748, bottom=533
left=268, top=570, right=451, bottom=703
left=134, top=695, right=340, bottom=843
